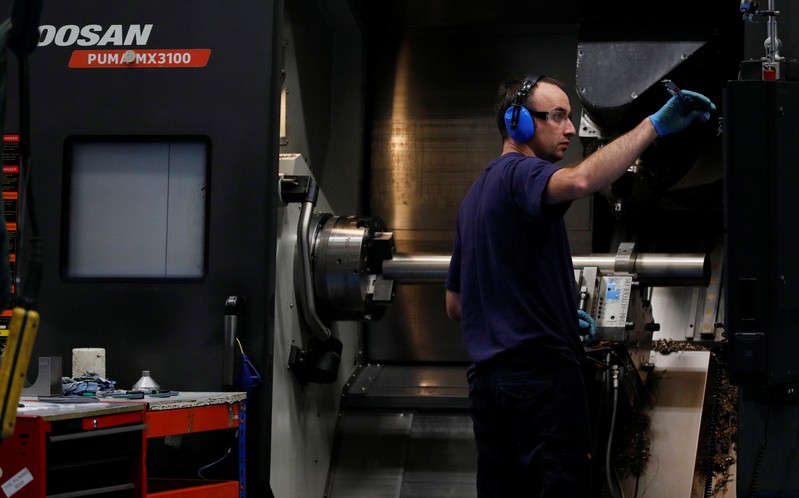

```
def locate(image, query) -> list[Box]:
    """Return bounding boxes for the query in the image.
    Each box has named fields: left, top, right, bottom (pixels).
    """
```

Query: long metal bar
left=767, top=0, right=779, bottom=62
left=574, top=253, right=709, bottom=286
left=382, top=254, right=452, bottom=283
left=382, top=252, right=709, bottom=286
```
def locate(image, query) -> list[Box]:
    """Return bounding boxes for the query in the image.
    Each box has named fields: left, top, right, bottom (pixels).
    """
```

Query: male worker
left=445, top=74, right=715, bottom=497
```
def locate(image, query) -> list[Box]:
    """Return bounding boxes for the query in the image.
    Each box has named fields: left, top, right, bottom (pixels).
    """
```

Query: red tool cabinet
left=0, top=402, right=147, bottom=498
left=0, top=393, right=245, bottom=498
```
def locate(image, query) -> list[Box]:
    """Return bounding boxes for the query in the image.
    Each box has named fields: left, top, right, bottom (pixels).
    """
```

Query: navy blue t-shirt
left=446, top=153, right=583, bottom=366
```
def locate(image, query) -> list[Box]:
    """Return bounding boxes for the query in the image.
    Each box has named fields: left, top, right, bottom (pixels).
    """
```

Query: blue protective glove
left=577, top=309, right=596, bottom=340
left=648, top=90, right=717, bottom=137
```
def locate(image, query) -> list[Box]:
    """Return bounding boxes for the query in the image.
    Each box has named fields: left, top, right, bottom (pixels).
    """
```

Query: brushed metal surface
left=366, top=284, right=469, bottom=364
left=366, top=27, right=583, bottom=363
left=327, top=412, right=413, bottom=498
left=367, top=28, right=583, bottom=251
left=344, top=364, right=469, bottom=410
left=272, top=155, right=362, bottom=498
left=327, top=410, right=476, bottom=498
left=400, top=413, right=477, bottom=498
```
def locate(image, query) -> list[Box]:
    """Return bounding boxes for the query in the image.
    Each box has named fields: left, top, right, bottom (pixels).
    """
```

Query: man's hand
left=578, top=309, right=596, bottom=339
left=649, top=90, right=716, bottom=136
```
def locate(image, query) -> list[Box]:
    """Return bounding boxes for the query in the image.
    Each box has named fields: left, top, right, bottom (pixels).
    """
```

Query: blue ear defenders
left=504, top=75, right=541, bottom=142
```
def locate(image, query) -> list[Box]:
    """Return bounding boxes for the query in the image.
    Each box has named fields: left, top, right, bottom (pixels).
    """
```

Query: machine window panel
left=63, top=138, right=209, bottom=280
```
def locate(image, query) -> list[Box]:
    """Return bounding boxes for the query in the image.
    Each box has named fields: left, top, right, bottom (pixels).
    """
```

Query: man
left=445, top=74, right=715, bottom=497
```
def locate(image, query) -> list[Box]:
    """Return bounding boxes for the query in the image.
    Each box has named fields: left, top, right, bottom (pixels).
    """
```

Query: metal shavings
left=652, top=338, right=709, bottom=355
left=615, top=410, right=652, bottom=479
left=614, top=339, right=738, bottom=496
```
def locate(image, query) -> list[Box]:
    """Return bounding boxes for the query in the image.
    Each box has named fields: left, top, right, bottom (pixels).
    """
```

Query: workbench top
left=17, top=397, right=143, bottom=421
left=143, top=391, right=246, bottom=411
left=17, top=391, right=246, bottom=421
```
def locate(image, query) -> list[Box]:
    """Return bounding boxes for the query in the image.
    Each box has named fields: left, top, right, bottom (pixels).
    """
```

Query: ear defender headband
left=504, top=75, right=542, bottom=142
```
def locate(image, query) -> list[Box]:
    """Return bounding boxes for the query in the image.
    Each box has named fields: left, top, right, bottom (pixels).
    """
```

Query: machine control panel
left=597, top=275, right=633, bottom=329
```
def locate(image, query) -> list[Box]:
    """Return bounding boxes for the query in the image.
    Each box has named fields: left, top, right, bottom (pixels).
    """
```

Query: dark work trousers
left=468, top=347, right=592, bottom=498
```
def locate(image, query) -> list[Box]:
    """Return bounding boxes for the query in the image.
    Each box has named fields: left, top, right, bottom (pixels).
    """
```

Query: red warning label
left=68, top=49, right=211, bottom=68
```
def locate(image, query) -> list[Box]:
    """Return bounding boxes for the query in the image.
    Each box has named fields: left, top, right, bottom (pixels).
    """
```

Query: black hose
left=748, top=404, right=769, bottom=498
left=12, top=49, right=42, bottom=311
left=747, top=443, right=766, bottom=498
left=606, top=365, right=623, bottom=498
left=589, top=352, right=611, bottom=461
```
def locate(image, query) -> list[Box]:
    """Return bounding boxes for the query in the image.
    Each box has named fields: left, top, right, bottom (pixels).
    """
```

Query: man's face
left=528, top=82, right=576, bottom=162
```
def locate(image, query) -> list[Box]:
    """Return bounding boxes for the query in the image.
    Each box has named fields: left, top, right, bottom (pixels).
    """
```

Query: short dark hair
left=495, top=75, right=564, bottom=140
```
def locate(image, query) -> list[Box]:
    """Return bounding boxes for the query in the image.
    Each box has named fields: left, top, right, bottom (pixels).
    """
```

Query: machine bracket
left=288, top=337, right=343, bottom=385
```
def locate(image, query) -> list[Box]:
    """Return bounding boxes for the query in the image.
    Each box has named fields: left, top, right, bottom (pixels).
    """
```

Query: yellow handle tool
left=0, top=307, right=40, bottom=439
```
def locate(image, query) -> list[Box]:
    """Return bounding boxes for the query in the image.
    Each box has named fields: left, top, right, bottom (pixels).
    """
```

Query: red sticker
left=69, top=49, right=211, bottom=68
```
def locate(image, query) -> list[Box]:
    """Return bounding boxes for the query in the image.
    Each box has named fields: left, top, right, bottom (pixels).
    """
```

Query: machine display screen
left=62, top=137, right=210, bottom=281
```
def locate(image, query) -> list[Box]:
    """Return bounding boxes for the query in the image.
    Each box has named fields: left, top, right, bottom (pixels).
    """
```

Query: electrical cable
left=585, top=354, right=609, bottom=369
left=196, top=427, right=239, bottom=479
left=236, top=337, right=262, bottom=391
left=9, top=11, right=42, bottom=311
left=606, top=365, right=622, bottom=498
left=589, top=352, right=610, bottom=481
left=197, top=446, right=232, bottom=479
